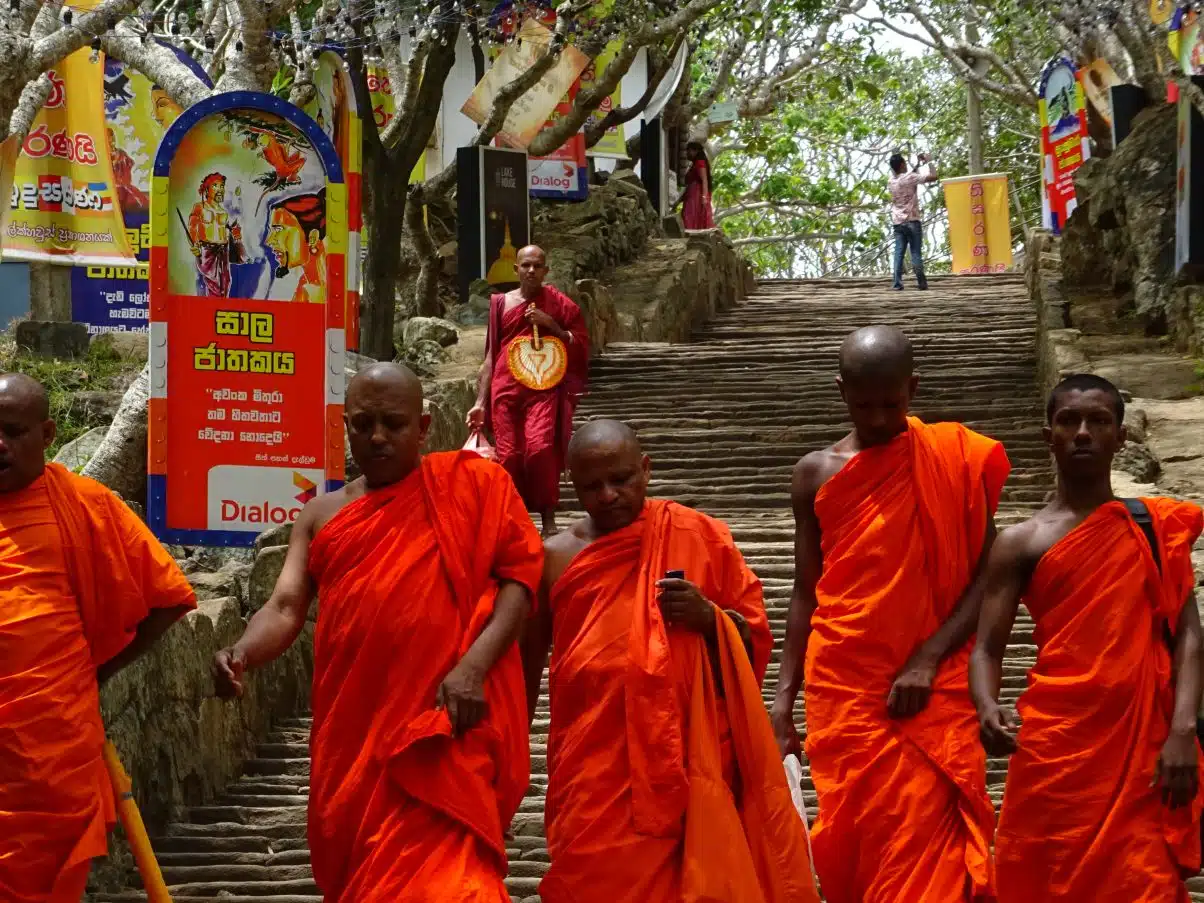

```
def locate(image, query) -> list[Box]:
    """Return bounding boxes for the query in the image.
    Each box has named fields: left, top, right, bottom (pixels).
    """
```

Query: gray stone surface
left=400, top=315, right=459, bottom=349
left=248, top=545, right=287, bottom=613
left=15, top=319, right=90, bottom=358
left=53, top=425, right=107, bottom=472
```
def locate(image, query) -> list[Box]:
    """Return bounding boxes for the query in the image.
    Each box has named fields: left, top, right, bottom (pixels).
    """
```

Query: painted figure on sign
left=186, top=173, right=245, bottom=297
left=264, top=190, right=327, bottom=304
left=106, top=127, right=148, bottom=214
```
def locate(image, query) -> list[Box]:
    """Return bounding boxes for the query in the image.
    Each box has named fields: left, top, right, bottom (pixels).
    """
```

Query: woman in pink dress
left=681, top=141, right=715, bottom=230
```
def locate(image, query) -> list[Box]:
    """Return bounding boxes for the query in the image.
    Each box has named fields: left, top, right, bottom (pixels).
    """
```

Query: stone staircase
left=96, top=275, right=1204, bottom=901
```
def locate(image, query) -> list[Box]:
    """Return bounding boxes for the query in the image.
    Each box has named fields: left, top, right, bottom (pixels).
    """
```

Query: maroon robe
left=485, top=285, right=588, bottom=511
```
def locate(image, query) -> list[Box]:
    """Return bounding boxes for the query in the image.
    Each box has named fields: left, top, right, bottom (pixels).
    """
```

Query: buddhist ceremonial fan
left=507, top=304, right=568, bottom=391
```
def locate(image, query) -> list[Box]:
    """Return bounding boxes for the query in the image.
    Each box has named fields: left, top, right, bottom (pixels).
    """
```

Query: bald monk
left=971, top=374, right=1203, bottom=902
left=213, top=363, right=543, bottom=902
left=467, top=244, right=589, bottom=537
left=769, top=326, right=1010, bottom=903
left=0, top=373, right=196, bottom=902
left=523, top=419, right=820, bottom=903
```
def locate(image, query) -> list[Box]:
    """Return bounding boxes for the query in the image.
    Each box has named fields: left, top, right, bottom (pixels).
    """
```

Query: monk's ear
left=1041, top=424, right=1053, bottom=449
left=907, top=373, right=919, bottom=398
left=418, top=412, right=433, bottom=447
left=1117, top=422, right=1128, bottom=448
left=834, top=375, right=845, bottom=401
left=40, top=419, right=56, bottom=452
left=640, top=453, right=651, bottom=480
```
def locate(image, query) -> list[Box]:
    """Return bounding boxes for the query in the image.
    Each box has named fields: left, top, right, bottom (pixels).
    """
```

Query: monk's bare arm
left=521, top=605, right=552, bottom=726
left=97, top=603, right=195, bottom=685
left=1159, top=589, right=1203, bottom=808
left=213, top=504, right=317, bottom=696
left=770, top=454, right=824, bottom=757
left=968, top=524, right=1034, bottom=755
left=439, top=579, right=532, bottom=735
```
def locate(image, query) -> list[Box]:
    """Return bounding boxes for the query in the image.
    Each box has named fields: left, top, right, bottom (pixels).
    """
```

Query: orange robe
left=995, top=498, right=1204, bottom=903
left=542, top=498, right=820, bottom=903
left=306, top=451, right=544, bottom=902
left=804, top=418, right=1010, bottom=903
left=0, top=464, right=196, bottom=902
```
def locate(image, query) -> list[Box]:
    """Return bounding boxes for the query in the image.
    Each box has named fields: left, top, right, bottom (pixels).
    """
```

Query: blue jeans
left=892, top=220, right=927, bottom=289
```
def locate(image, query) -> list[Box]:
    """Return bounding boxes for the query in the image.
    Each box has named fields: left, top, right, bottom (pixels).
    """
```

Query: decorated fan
left=507, top=306, right=568, bottom=390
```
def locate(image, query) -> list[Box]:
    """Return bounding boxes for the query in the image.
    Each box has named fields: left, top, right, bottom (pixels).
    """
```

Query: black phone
left=664, top=569, right=685, bottom=580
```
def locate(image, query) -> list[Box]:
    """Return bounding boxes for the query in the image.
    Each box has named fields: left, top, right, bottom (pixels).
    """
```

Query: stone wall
left=1060, top=102, right=1204, bottom=354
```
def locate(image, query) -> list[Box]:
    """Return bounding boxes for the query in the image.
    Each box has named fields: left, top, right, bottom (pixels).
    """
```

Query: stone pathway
left=96, top=275, right=1204, bottom=900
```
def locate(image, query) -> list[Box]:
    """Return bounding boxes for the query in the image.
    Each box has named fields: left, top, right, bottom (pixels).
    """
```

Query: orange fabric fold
left=804, top=418, right=1009, bottom=903
left=995, top=498, right=1204, bottom=903
left=542, top=499, right=817, bottom=903
left=306, top=451, right=543, bottom=902
left=0, top=465, right=195, bottom=902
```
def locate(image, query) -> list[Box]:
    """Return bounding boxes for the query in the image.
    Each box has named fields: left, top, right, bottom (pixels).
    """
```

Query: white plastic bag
left=462, top=428, right=496, bottom=461
left=783, top=753, right=819, bottom=884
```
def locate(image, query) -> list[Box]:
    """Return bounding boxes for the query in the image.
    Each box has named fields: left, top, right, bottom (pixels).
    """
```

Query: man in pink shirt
left=888, top=151, right=938, bottom=291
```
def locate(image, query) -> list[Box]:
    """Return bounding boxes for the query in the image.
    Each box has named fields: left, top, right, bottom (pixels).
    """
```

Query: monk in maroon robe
left=468, top=245, right=589, bottom=537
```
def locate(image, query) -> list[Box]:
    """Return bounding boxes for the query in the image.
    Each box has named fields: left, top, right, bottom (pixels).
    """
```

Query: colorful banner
left=1, top=11, right=134, bottom=264
left=304, top=50, right=362, bottom=350
left=366, top=64, right=440, bottom=181
left=1038, top=55, right=1090, bottom=234
left=1081, top=58, right=1122, bottom=127
left=148, top=92, right=346, bottom=547
left=527, top=80, right=587, bottom=200
left=462, top=17, right=589, bottom=149
left=1170, top=5, right=1204, bottom=72
left=72, top=46, right=211, bottom=334
left=581, top=40, right=626, bottom=158
left=943, top=173, right=1014, bottom=275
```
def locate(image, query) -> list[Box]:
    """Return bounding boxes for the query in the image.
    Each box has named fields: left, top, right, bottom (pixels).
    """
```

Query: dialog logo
left=207, top=465, right=325, bottom=531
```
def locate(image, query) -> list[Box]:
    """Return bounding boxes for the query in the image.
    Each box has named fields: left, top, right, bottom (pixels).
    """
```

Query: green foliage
left=0, top=336, right=141, bottom=459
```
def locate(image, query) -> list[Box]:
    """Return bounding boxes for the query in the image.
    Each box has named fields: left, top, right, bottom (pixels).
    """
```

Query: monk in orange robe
left=0, top=373, right=196, bottom=902
left=523, top=419, right=820, bottom=903
left=214, top=363, right=543, bottom=902
left=972, top=373, right=1203, bottom=903
left=770, top=326, right=1010, bottom=903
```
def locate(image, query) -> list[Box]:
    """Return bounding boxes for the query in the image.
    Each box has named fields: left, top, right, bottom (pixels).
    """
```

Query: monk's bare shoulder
left=791, top=440, right=854, bottom=503
left=541, top=518, right=593, bottom=590
left=301, top=478, right=367, bottom=538
left=994, top=504, right=1083, bottom=577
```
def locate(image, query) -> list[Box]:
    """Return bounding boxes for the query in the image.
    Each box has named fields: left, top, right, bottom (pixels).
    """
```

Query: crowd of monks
left=1, top=287, right=1202, bottom=903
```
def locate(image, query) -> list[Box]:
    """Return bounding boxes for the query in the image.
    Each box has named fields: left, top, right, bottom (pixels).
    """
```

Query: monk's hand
left=466, top=405, right=485, bottom=429
left=436, top=660, right=488, bottom=736
left=1156, top=729, right=1199, bottom=810
left=657, top=578, right=716, bottom=636
left=525, top=306, right=562, bottom=337
left=770, top=700, right=803, bottom=759
left=977, top=701, right=1020, bottom=756
left=213, top=646, right=248, bottom=698
left=887, top=653, right=938, bottom=719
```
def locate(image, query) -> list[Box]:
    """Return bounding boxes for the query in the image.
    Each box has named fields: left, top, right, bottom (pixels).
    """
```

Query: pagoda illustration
left=486, top=218, right=520, bottom=284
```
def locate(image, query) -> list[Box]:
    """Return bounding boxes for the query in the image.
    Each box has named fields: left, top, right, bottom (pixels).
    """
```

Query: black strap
left=1121, top=497, right=1162, bottom=574
left=1122, top=497, right=1172, bottom=650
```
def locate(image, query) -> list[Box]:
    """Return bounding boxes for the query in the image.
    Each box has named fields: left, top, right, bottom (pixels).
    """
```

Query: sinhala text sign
left=148, top=92, right=346, bottom=547
left=1037, top=55, right=1090, bottom=234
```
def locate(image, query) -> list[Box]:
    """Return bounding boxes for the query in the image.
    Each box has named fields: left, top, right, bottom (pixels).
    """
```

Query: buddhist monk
left=467, top=244, right=589, bottom=537
left=970, top=373, right=1203, bottom=902
left=769, top=326, right=1010, bottom=903
left=0, top=373, right=196, bottom=902
left=523, top=419, right=820, bottom=903
left=213, top=362, right=543, bottom=903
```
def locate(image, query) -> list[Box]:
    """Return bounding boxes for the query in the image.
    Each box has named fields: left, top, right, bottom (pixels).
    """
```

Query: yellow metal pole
left=101, top=741, right=174, bottom=903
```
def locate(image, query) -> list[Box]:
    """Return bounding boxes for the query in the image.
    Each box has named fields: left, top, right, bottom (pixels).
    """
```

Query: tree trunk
left=360, top=171, right=407, bottom=359
left=404, top=191, right=441, bottom=318
left=82, top=364, right=149, bottom=504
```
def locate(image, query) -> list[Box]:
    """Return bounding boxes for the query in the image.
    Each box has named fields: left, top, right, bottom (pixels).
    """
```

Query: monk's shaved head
left=517, top=245, right=547, bottom=266
left=0, top=372, right=50, bottom=420
left=567, top=418, right=642, bottom=463
left=567, top=420, right=649, bottom=535
left=347, top=362, right=423, bottom=413
left=838, top=325, right=914, bottom=384
left=344, top=362, right=429, bottom=488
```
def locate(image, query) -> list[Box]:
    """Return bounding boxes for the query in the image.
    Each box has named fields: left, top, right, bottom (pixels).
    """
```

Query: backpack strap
left=1121, top=497, right=1172, bottom=650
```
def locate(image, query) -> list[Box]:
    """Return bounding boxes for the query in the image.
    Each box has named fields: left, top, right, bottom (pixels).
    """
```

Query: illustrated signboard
left=304, top=49, right=362, bottom=350
left=0, top=1, right=134, bottom=265
left=1171, top=5, right=1204, bottom=73
left=1038, top=55, right=1090, bottom=234
left=1080, top=58, right=1122, bottom=127
left=148, top=92, right=346, bottom=546
left=942, top=173, right=1014, bottom=275
left=457, top=145, right=529, bottom=302
left=72, top=47, right=211, bottom=335
left=527, top=79, right=588, bottom=200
